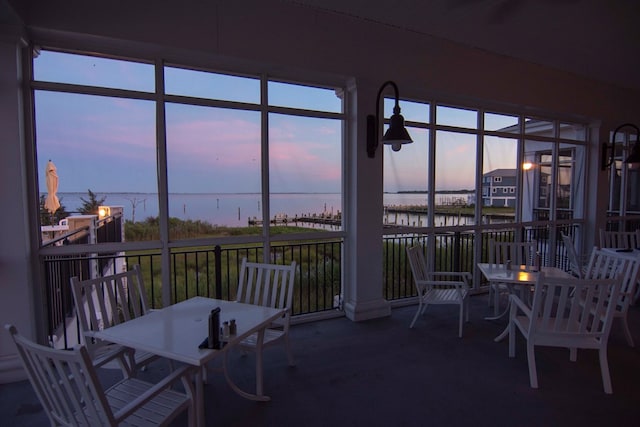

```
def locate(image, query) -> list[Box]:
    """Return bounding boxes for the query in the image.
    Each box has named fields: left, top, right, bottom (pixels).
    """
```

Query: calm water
left=55, top=192, right=482, bottom=227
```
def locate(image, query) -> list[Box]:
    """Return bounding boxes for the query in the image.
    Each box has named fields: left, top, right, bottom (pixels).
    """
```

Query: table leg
left=493, top=325, right=509, bottom=342
left=484, top=283, right=512, bottom=321
left=489, top=285, right=530, bottom=342
left=484, top=305, right=510, bottom=321
left=194, top=367, right=205, bottom=427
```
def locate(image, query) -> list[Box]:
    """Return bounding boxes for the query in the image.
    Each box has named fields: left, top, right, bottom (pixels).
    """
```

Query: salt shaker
left=223, top=321, right=230, bottom=339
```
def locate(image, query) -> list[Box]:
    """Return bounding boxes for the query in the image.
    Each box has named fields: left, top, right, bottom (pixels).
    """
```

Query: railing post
left=453, top=231, right=461, bottom=271
left=214, top=245, right=222, bottom=300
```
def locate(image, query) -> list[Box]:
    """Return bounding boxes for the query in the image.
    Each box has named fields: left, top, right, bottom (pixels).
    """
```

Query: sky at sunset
left=33, top=50, right=516, bottom=197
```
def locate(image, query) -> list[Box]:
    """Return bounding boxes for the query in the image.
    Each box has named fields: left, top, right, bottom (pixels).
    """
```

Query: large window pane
left=435, top=130, right=476, bottom=227
left=522, top=140, right=554, bottom=222
left=268, top=81, right=342, bottom=113
left=383, top=127, right=429, bottom=227
left=36, top=91, right=158, bottom=242
left=34, top=50, right=154, bottom=92
left=482, top=136, right=518, bottom=222
left=166, top=103, right=261, bottom=236
left=165, top=67, right=260, bottom=104
left=269, top=113, right=342, bottom=230
left=559, top=122, right=587, bottom=141
left=436, top=105, right=478, bottom=129
left=384, top=99, right=429, bottom=124
left=484, top=112, right=519, bottom=133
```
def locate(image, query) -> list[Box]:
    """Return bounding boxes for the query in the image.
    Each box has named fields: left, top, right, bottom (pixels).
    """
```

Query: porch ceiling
left=292, top=0, right=640, bottom=92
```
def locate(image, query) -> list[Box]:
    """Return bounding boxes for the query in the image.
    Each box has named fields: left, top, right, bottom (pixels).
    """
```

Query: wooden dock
left=248, top=212, right=342, bottom=227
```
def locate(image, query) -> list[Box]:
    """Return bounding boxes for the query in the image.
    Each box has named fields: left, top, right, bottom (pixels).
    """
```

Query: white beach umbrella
left=44, top=160, right=60, bottom=214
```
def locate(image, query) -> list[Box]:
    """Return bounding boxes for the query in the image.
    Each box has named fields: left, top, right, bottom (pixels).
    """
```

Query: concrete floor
left=2, top=294, right=640, bottom=426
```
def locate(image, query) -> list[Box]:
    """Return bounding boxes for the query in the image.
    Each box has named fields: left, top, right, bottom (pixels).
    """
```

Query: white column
left=0, top=32, right=36, bottom=383
left=342, top=78, right=391, bottom=321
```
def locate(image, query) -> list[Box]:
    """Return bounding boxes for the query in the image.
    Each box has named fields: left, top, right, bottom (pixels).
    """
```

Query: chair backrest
left=599, top=229, right=640, bottom=249
left=527, top=273, right=621, bottom=341
left=236, top=258, right=297, bottom=326
left=406, top=245, right=429, bottom=286
left=6, top=324, right=116, bottom=426
left=561, top=232, right=583, bottom=278
left=489, top=239, right=537, bottom=267
left=583, top=248, right=640, bottom=313
left=70, top=265, right=150, bottom=350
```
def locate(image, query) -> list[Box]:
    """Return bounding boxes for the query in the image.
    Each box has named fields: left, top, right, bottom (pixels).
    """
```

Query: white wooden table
left=601, top=247, right=640, bottom=259
left=477, top=263, right=573, bottom=341
left=94, top=296, right=284, bottom=427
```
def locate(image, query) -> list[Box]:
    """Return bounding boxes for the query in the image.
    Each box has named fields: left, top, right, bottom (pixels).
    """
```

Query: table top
left=601, top=247, right=640, bottom=259
left=94, top=297, right=284, bottom=366
left=477, top=263, right=572, bottom=284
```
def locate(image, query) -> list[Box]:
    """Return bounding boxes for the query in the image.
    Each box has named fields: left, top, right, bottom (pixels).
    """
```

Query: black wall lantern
left=366, top=81, right=413, bottom=158
left=601, top=123, right=640, bottom=170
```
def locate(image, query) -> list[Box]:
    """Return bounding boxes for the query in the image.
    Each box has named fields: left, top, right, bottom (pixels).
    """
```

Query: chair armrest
left=113, top=364, right=196, bottom=422
left=91, top=344, right=134, bottom=372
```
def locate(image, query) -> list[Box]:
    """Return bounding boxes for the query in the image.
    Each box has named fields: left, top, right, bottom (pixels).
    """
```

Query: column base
left=344, top=298, right=391, bottom=321
left=0, top=355, right=26, bottom=384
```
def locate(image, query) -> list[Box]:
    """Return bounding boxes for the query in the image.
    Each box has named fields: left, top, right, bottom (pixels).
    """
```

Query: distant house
left=482, top=169, right=516, bottom=207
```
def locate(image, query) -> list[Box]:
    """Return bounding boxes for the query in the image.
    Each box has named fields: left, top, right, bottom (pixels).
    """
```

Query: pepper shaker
left=229, top=319, right=237, bottom=335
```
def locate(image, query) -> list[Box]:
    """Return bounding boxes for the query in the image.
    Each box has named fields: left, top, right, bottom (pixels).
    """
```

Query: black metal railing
left=381, top=223, right=581, bottom=300
left=43, top=223, right=582, bottom=349
left=43, top=238, right=343, bottom=348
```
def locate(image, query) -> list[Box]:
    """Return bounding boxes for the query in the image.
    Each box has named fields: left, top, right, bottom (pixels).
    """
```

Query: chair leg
left=409, top=300, right=423, bottom=328
left=465, top=298, right=470, bottom=322
left=458, top=303, right=463, bottom=338
left=599, top=347, right=613, bottom=394
left=526, top=343, right=538, bottom=389
left=283, top=334, right=296, bottom=366
left=508, top=320, right=516, bottom=358
left=620, top=316, right=635, bottom=347
left=569, top=348, right=577, bottom=362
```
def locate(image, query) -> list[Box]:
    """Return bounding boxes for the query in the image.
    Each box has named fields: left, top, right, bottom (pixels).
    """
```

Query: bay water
left=55, top=192, right=479, bottom=227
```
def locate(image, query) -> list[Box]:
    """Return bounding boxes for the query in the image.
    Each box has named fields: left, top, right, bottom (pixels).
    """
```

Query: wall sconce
left=601, top=123, right=640, bottom=170
left=366, top=80, right=413, bottom=158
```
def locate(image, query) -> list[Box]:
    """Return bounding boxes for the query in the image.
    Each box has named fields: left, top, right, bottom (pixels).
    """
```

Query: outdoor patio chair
left=599, top=229, right=640, bottom=249
left=487, top=239, right=538, bottom=316
left=560, top=232, right=589, bottom=278
left=5, top=324, right=195, bottom=427
left=581, top=248, right=640, bottom=347
left=234, top=258, right=298, bottom=366
left=70, top=265, right=162, bottom=377
left=406, top=245, right=470, bottom=337
left=508, top=273, right=622, bottom=394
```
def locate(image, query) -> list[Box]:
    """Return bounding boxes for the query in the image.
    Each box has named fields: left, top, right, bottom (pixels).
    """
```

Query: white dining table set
left=477, top=263, right=573, bottom=341
left=94, top=296, right=284, bottom=427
